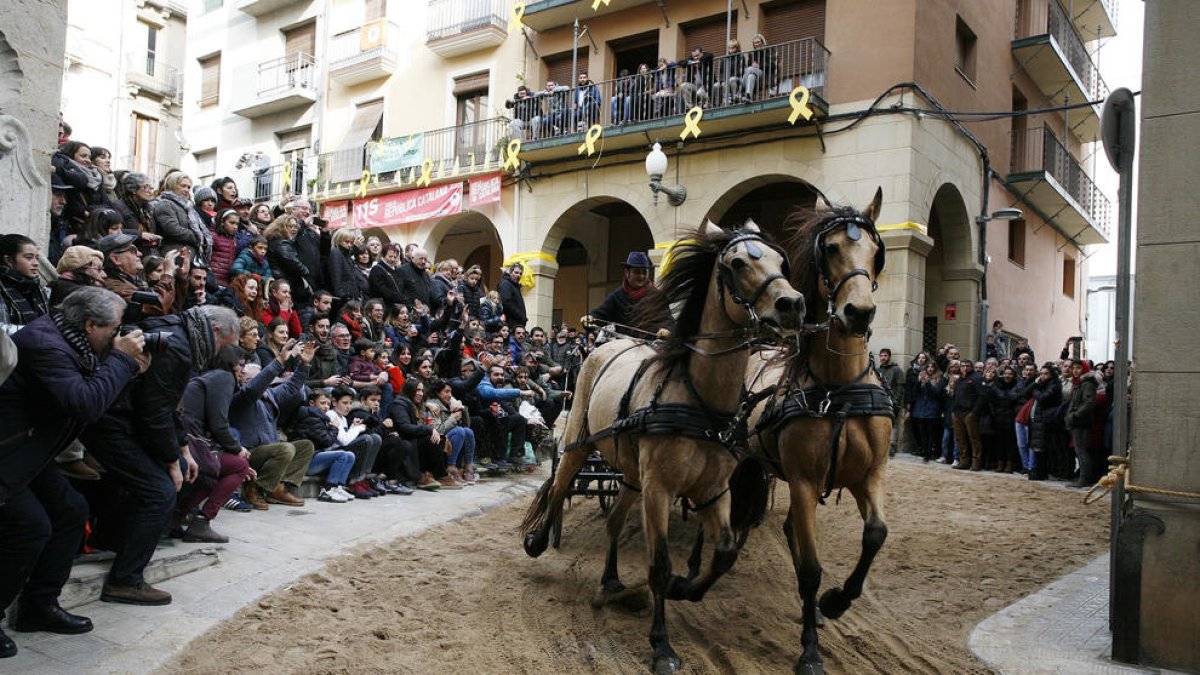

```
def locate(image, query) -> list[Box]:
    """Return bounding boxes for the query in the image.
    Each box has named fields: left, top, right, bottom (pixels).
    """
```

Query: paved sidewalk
left=3, top=471, right=545, bottom=675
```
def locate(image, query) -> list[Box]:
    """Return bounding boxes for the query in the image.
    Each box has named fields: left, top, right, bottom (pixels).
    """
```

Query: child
left=230, top=235, right=273, bottom=282
left=209, top=209, right=242, bottom=286
left=349, top=339, right=390, bottom=392
left=292, top=390, right=356, bottom=503
left=350, top=387, right=416, bottom=495
left=326, top=385, right=383, bottom=499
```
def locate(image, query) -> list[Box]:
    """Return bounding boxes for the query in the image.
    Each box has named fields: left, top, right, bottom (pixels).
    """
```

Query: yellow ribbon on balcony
left=787, top=86, right=814, bottom=124
left=503, top=251, right=556, bottom=290
left=680, top=106, right=704, bottom=141
left=355, top=170, right=371, bottom=199
left=281, top=160, right=293, bottom=192
left=592, top=0, right=611, bottom=10
left=508, top=1, right=525, bottom=32
left=577, top=124, right=603, bottom=157
left=416, top=159, right=434, bottom=188
left=502, top=139, right=522, bottom=171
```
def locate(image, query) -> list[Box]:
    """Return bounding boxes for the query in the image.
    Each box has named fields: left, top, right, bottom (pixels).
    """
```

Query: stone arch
left=689, top=159, right=850, bottom=229
left=702, top=174, right=822, bottom=242
left=923, top=182, right=981, bottom=356
left=422, top=210, right=504, bottom=289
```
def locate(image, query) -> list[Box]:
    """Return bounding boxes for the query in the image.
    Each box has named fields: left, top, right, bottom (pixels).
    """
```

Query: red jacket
left=209, top=230, right=238, bottom=286
left=261, top=302, right=302, bottom=338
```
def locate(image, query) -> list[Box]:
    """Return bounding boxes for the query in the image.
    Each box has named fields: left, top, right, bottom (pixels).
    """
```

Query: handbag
left=182, top=417, right=220, bottom=489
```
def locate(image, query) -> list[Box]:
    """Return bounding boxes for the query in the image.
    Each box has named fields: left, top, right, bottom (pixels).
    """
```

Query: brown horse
left=522, top=221, right=805, bottom=674
left=744, top=188, right=893, bottom=675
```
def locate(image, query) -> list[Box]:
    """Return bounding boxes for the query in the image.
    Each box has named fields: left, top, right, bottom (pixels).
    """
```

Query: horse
left=521, top=221, right=805, bottom=674
left=743, top=188, right=893, bottom=675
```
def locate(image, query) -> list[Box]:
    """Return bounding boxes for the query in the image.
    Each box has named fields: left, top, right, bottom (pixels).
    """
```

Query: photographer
left=97, top=233, right=174, bottom=318
left=0, top=287, right=147, bottom=657
left=80, top=304, right=239, bottom=607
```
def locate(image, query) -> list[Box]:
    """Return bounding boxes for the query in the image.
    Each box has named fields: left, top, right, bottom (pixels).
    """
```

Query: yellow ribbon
left=508, top=1, right=525, bottom=32
left=503, top=251, right=556, bottom=290
left=577, top=124, right=603, bottom=156
left=787, top=86, right=814, bottom=124
left=355, top=170, right=371, bottom=198
left=281, top=160, right=293, bottom=192
left=415, top=159, right=434, bottom=187
left=877, top=221, right=928, bottom=235
left=502, top=139, right=522, bottom=171
left=679, top=106, right=704, bottom=141
left=591, top=0, right=610, bottom=9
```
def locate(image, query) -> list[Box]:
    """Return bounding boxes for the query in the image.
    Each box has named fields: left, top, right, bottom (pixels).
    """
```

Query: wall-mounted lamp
left=645, top=142, right=687, bottom=206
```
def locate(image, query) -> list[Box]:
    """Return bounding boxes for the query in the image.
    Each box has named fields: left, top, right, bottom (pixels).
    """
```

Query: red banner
left=352, top=182, right=463, bottom=229
left=321, top=200, right=349, bottom=230
left=468, top=173, right=502, bottom=208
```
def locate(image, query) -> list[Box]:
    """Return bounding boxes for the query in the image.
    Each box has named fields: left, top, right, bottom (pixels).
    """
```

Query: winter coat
left=426, top=395, right=470, bottom=435
left=230, top=247, right=273, bottom=281
left=387, top=395, right=435, bottom=442
left=1028, top=377, right=1064, bottom=452
left=952, top=372, right=982, bottom=413
left=290, top=404, right=339, bottom=450
left=480, top=298, right=503, bottom=332
left=51, top=151, right=99, bottom=225
left=209, top=230, right=239, bottom=286
left=261, top=302, right=302, bottom=339
left=181, top=369, right=241, bottom=453
left=153, top=192, right=209, bottom=259
left=368, top=262, right=406, bottom=307
left=877, top=362, right=906, bottom=406
left=399, top=263, right=434, bottom=309
left=294, top=225, right=325, bottom=292
left=497, top=276, right=527, bottom=328
left=303, top=337, right=344, bottom=389
left=988, top=378, right=1021, bottom=429
left=1063, top=372, right=1101, bottom=430
left=229, top=360, right=309, bottom=449
left=457, top=280, right=484, bottom=318
left=911, top=378, right=946, bottom=420
left=267, top=236, right=308, bottom=293
left=326, top=246, right=363, bottom=302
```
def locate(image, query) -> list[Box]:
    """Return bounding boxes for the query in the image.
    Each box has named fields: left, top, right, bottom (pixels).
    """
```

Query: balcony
left=330, top=21, right=399, bottom=86
left=313, top=118, right=511, bottom=198
left=236, top=0, right=306, bottom=17
left=233, top=155, right=308, bottom=205
left=1007, top=125, right=1110, bottom=245
left=233, top=54, right=317, bottom=118
left=1068, top=0, right=1117, bottom=40
left=1012, top=0, right=1108, bottom=141
left=426, top=0, right=507, bottom=57
left=521, top=0, right=654, bottom=32
left=517, top=37, right=829, bottom=163
left=124, top=52, right=181, bottom=101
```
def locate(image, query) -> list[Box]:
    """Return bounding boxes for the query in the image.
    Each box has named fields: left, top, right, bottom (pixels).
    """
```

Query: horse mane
left=633, top=226, right=746, bottom=371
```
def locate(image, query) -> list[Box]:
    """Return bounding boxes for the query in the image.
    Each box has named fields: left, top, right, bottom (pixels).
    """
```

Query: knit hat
left=56, top=245, right=103, bottom=273
left=193, top=186, right=217, bottom=204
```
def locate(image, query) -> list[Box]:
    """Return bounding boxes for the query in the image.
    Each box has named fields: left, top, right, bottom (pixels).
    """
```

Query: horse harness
left=813, top=213, right=886, bottom=319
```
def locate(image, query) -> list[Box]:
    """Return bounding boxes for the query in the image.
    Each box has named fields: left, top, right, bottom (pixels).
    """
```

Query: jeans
left=446, top=426, right=476, bottom=467
left=743, top=66, right=764, bottom=99
left=941, top=426, right=957, bottom=462
left=611, top=95, right=632, bottom=123
left=480, top=408, right=527, bottom=460
left=1015, top=422, right=1032, bottom=470
left=307, top=450, right=355, bottom=486
left=0, top=465, right=88, bottom=616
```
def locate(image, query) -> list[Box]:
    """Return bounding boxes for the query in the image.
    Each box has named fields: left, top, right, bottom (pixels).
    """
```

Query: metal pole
left=572, top=18, right=579, bottom=131
left=726, top=0, right=733, bottom=47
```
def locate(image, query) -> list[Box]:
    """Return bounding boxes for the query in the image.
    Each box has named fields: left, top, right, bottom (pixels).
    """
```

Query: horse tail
left=520, top=478, right=553, bottom=537
left=729, top=459, right=772, bottom=543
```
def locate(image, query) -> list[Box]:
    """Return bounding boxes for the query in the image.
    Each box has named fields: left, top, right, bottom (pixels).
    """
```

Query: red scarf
left=623, top=279, right=651, bottom=300
left=340, top=313, right=363, bottom=339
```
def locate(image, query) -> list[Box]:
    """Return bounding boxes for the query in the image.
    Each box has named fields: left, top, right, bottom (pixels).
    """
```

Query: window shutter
left=365, top=0, right=385, bottom=22
left=681, top=12, right=735, bottom=56
left=284, top=21, right=317, bottom=58
left=453, top=71, right=490, bottom=96
left=277, top=126, right=312, bottom=152
left=544, top=49, right=588, bottom=88
left=194, top=149, right=217, bottom=177
left=342, top=99, right=385, bottom=149
left=762, top=0, right=825, bottom=45
left=199, top=54, right=220, bottom=105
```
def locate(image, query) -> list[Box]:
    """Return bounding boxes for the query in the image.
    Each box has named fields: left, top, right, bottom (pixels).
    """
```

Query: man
left=876, top=348, right=906, bottom=456
left=508, top=325, right=527, bottom=363
left=585, top=251, right=664, bottom=336
left=229, top=342, right=317, bottom=508
left=48, top=178, right=73, bottom=265
left=80, top=305, right=239, bottom=606
left=498, top=262, right=527, bottom=332
left=986, top=320, right=1009, bottom=359
left=535, top=79, right=571, bottom=137
left=935, top=343, right=960, bottom=373
left=571, top=71, right=601, bottom=130
left=299, top=289, right=333, bottom=333
left=304, top=313, right=350, bottom=390
left=950, top=360, right=983, bottom=471
left=369, top=244, right=407, bottom=308
left=399, top=247, right=434, bottom=311
left=330, top=323, right=354, bottom=371
left=0, top=288, right=146, bottom=658
left=97, top=233, right=174, bottom=317
left=476, top=364, right=535, bottom=469
left=679, top=46, right=715, bottom=109
left=505, top=85, right=539, bottom=141
left=524, top=326, right=565, bottom=380
left=1011, top=337, right=1035, bottom=363
left=175, top=262, right=210, bottom=311
left=291, top=199, right=323, bottom=299
left=546, top=326, right=582, bottom=391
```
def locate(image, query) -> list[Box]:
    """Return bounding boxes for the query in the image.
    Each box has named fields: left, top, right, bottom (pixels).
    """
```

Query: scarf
left=181, top=306, right=215, bottom=371
left=64, top=156, right=103, bottom=190
left=623, top=279, right=651, bottom=301
left=162, top=191, right=213, bottom=261
left=124, top=194, right=153, bottom=231
left=0, top=267, right=48, bottom=326
left=340, top=313, right=363, bottom=340
left=51, top=310, right=100, bottom=374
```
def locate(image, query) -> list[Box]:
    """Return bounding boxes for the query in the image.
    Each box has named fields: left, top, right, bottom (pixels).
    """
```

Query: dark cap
left=50, top=177, right=74, bottom=191
left=621, top=251, right=652, bottom=269
left=95, top=232, right=138, bottom=255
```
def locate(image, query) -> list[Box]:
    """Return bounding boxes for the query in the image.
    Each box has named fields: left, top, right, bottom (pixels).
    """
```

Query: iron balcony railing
left=1010, top=125, right=1111, bottom=238
left=238, top=155, right=308, bottom=204
left=329, top=21, right=400, bottom=66
left=316, top=117, right=512, bottom=186
left=254, top=53, right=316, bottom=98
left=427, top=0, right=508, bottom=42
left=124, top=51, right=182, bottom=100
left=1015, top=0, right=1109, bottom=103
left=513, top=36, right=829, bottom=142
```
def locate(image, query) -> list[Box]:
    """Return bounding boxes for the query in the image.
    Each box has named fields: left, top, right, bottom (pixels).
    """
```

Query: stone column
left=524, top=255, right=560, bottom=331
left=0, top=1, right=68, bottom=247
left=1124, top=2, right=1200, bottom=671
left=876, top=225, right=934, bottom=362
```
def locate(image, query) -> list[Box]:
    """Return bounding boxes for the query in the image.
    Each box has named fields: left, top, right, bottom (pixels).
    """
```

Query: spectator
left=153, top=172, right=212, bottom=262
left=546, top=327, right=583, bottom=390
left=330, top=323, right=354, bottom=370
left=337, top=299, right=365, bottom=340
left=719, top=39, right=747, bottom=105
left=505, top=85, right=539, bottom=140
left=247, top=203, right=274, bottom=235
left=951, top=360, right=983, bottom=471
left=174, top=262, right=210, bottom=312
left=217, top=273, right=264, bottom=319
left=192, top=186, right=218, bottom=231
left=1011, top=337, right=1035, bottom=363
left=387, top=379, right=451, bottom=491
left=209, top=177, right=239, bottom=213
left=230, top=235, right=272, bottom=282
left=261, top=279, right=302, bottom=338
left=425, top=377, right=476, bottom=485
left=257, top=318, right=292, bottom=367
left=235, top=315, right=263, bottom=367
left=1062, top=359, right=1101, bottom=487
left=327, top=228, right=364, bottom=303
left=111, top=172, right=161, bottom=250
left=611, top=69, right=634, bottom=125
left=208, top=209, right=241, bottom=286
left=399, top=246, right=434, bottom=310
left=326, top=385, right=383, bottom=500
left=369, top=243, right=406, bottom=308
left=298, top=289, right=333, bottom=333
left=76, top=207, right=125, bottom=249
left=876, top=348, right=905, bottom=456
left=678, top=46, right=716, bottom=110
left=290, top=199, right=323, bottom=299
left=1026, top=363, right=1063, bottom=481
left=651, top=57, right=677, bottom=118
left=264, top=215, right=308, bottom=300
left=49, top=246, right=105, bottom=308
left=987, top=365, right=1021, bottom=473
left=89, top=146, right=118, bottom=205
left=0, top=235, right=51, bottom=335
left=535, top=79, right=570, bottom=137
left=303, top=314, right=349, bottom=390
left=52, top=140, right=100, bottom=230
left=570, top=71, right=601, bottom=130
left=80, top=305, right=239, bottom=606
left=292, top=390, right=356, bottom=503
left=0, top=288, right=145, bottom=657
left=911, top=362, right=946, bottom=461
left=361, top=298, right=388, bottom=344
left=456, top=264, right=485, bottom=320
left=351, top=387, right=415, bottom=494
left=742, top=34, right=777, bottom=100
left=477, top=364, right=532, bottom=469
left=497, top=263, right=527, bottom=332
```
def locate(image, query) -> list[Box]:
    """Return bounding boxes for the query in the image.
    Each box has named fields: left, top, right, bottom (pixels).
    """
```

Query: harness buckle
left=819, top=393, right=833, bottom=416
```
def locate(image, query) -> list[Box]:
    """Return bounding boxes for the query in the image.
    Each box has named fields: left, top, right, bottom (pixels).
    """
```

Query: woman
left=52, top=140, right=102, bottom=227
left=480, top=289, right=503, bottom=333
left=426, top=378, right=477, bottom=485
left=337, top=299, right=365, bottom=340
left=361, top=298, right=387, bottom=344
left=77, top=208, right=125, bottom=249
left=248, top=203, right=274, bottom=232
left=1013, top=363, right=1038, bottom=473
left=256, top=317, right=292, bottom=366
left=264, top=215, right=309, bottom=297
left=261, top=278, right=302, bottom=338
left=352, top=246, right=374, bottom=292
left=210, top=177, right=239, bottom=212
left=721, top=39, right=747, bottom=104
left=742, top=34, right=774, bottom=100
left=327, top=227, right=364, bottom=303
left=90, top=146, right=119, bottom=205
left=49, top=245, right=106, bottom=307
left=192, top=186, right=218, bottom=231
left=153, top=171, right=212, bottom=262
left=388, top=344, right=410, bottom=394
left=209, top=209, right=242, bottom=286
left=236, top=315, right=263, bottom=367
left=408, top=355, right=436, bottom=390
left=388, top=379, right=457, bottom=490
left=219, top=273, right=264, bottom=319
left=365, top=236, right=383, bottom=264
left=911, top=362, right=945, bottom=462
left=0, top=234, right=50, bottom=334
left=938, top=361, right=960, bottom=464
left=651, top=57, right=677, bottom=118
left=975, top=365, right=999, bottom=470
left=1027, top=364, right=1064, bottom=481
left=112, top=172, right=161, bottom=249
left=987, top=366, right=1022, bottom=473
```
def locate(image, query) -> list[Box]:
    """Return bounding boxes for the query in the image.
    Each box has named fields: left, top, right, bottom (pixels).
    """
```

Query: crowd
left=879, top=320, right=1126, bottom=488
left=0, top=128, right=634, bottom=657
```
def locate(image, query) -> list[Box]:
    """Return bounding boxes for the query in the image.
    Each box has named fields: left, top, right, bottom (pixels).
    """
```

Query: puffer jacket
left=209, top=230, right=239, bottom=286
left=457, top=280, right=484, bottom=318
left=1028, top=376, right=1063, bottom=452
left=290, top=404, right=339, bottom=450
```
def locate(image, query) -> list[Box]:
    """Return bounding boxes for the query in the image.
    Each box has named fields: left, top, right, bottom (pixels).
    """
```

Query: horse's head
left=808, top=188, right=886, bottom=337
left=709, top=219, right=806, bottom=336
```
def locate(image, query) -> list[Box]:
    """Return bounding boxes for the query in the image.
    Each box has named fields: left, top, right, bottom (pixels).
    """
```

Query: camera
left=119, top=325, right=171, bottom=354
left=121, top=290, right=161, bottom=323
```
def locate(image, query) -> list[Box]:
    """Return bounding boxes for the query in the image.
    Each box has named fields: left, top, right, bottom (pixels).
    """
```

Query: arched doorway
left=922, top=183, right=979, bottom=356
left=544, top=198, right=654, bottom=330
left=704, top=175, right=821, bottom=243
left=427, top=212, right=503, bottom=290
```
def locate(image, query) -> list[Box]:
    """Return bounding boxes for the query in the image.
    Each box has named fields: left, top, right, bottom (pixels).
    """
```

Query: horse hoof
left=666, top=575, right=689, bottom=601
left=523, top=531, right=548, bottom=558
left=815, top=609, right=826, bottom=627
left=651, top=652, right=682, bottom=675
left=818, top=588, right=851, bottom=620
left=793, top=658, right=825, bottom=675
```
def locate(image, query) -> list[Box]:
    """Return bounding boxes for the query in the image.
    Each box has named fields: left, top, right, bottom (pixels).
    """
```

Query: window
left=142, top=21, right=158, bottom=76
left=194, top=149, right=216, bottom=188
left=199, top=53, right=220, bottom=107
left=955, top=15, right=977, bottom=84
left=1062, top=254, right=1076, bottom=298
left=130, top=113, right=159, bottom=177
left=1007, top=219, right=1026, bottom=266
left=455, top=72, right=489, bottom=158
left=202, top=0, right=223, bottom=12
left=284, top=22, right=317, bottom=60
left=365, top=0, right=386, bottom=22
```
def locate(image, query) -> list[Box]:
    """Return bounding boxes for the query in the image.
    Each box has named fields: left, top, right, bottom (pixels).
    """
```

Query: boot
left=243, top=482, right=269, bottom=510
left=182, top=516, right=228, bottom=543
left=58, top=459, right=101, bottom=481
left=1027, top=452, right=1047, bottom=481
left=446, top=466, right=468, bottom=487
left=266, top=484, right=304, bottom=507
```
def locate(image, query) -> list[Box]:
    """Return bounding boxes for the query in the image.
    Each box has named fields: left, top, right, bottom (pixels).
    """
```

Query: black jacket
left=181, top=369, right=240, bottom=452
left=294, top=225, right=324, bottom=292
left=952, top=373, right=982, bottom=413
left=387, top=396, right=435, bottom=442
left=290, top=404, right=339, bottom=450
left=399, top=263, right=434, bottom=309
left=326, top=247, right=362, bottom=302
left=498, top=276, right=527, bottom=328
left=267, top=237, right=310, bottom=291
left=1028, top=377, right=1063, bottom=452
left=456, top=280, right=484, bottom=319
left=369, top=263, right=406, bottom=307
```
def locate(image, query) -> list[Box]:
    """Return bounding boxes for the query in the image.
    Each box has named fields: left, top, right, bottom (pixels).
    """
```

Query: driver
left=583, top=251, right=671, bottom=337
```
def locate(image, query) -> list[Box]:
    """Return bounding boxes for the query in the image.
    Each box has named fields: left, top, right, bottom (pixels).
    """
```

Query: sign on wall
left=352, top=182, right=463, bottom=229
left=322, top=200, right=349, bottom=230
left=945, top=303, right=957, bottom=321
left=468, top=173, right=502, bottom=208
left=369, top=133, right=425, bottom=174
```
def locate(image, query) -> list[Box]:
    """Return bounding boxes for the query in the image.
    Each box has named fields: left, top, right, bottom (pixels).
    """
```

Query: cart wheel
left=598, top=478, right=618, bottom=513
left=550, top=505, right=563, bottom=549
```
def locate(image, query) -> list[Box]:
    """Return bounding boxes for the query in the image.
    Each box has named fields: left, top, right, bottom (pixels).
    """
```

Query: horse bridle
left=715, top=230, right=793, bottom=328
left=812, top=215, right=885, bottom=319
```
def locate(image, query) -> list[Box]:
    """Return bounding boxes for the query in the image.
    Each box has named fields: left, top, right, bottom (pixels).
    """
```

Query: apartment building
left=185, top=0, right=1117, bottom=360
left=61, top=0, right=189, bottom=182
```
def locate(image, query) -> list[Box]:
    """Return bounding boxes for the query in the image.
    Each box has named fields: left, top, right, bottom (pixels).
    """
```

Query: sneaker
left=331, top=485, right=355, bottom=501
left=318, top=487, right=350, bottom=503
left=351, top=482, right=376, bottom=499
left=223, top=496, right=253, bottom=512
left=387, top=482, right=414, bottom=495
left=437, top=475, right=463, bottom=490
left=370, top=478, right=389, bottom=496
left=492, top=460, right=513, bottom=472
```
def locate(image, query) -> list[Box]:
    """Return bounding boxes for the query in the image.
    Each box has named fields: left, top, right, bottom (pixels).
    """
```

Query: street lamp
left=646, top=142, right=687, bottom=206
left=976, top=207, right=1023, bottom=359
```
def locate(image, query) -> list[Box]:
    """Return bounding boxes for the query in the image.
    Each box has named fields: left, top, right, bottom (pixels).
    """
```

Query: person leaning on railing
left=505, top=85, right=540, bottom=141
left=742, top=33, right=777, bottom=100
